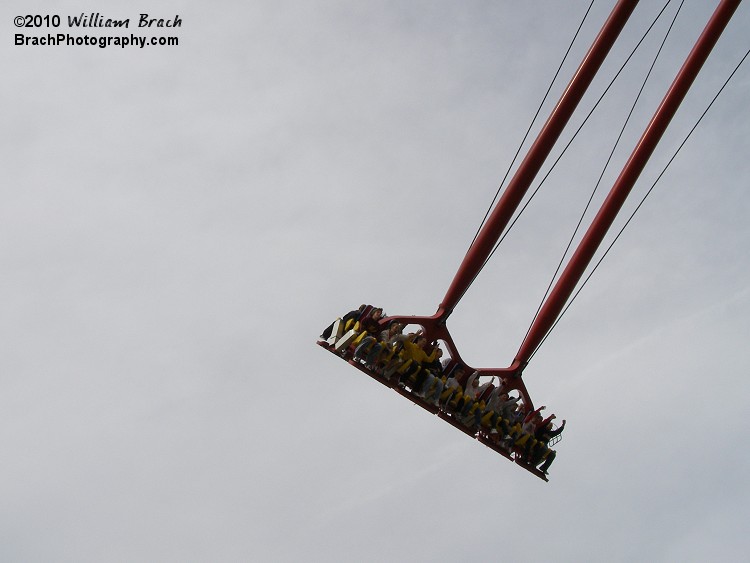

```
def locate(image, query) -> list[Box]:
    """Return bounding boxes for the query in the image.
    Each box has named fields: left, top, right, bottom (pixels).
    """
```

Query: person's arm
left=524, top=405, right=545, bottom=424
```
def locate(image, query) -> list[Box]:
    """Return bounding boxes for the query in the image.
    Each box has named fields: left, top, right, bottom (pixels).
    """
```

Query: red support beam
left=385, top=0, right=641, bottom=403
left=437, top=0, right=640, bottom=320
left=515, top=0, right=742, bottom=365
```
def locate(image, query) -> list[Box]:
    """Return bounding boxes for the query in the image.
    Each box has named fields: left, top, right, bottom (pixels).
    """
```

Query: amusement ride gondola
left=318, top=0, right=744, bottom=481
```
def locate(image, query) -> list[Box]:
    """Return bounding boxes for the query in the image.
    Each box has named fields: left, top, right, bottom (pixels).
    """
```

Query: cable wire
left=456, top=0, right=675, bottom=306
left=526, top=46, right=750, bottom=363
left=523, top=0, right=684, bottom=347
left=468, top=0, right=595, bottom=249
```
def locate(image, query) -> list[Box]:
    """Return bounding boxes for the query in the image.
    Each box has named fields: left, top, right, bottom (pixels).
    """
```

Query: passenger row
left=319, top=304, right=565, bottom=475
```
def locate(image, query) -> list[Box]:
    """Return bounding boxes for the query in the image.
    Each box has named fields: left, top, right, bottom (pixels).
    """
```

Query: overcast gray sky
left=3, top=1, right=749, bottom=561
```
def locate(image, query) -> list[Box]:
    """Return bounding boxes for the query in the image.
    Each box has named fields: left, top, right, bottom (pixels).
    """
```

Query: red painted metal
left=437, top=0, right=640, bottom=321
left=515, top=0, right=742, bottom=365
left=385, top=0, right=640, bottom=403
left=322, top=0, right=742, bottom=481
left=317, top=341, right=549, bottom=481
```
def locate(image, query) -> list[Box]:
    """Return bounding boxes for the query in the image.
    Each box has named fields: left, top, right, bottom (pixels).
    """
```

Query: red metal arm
left=515, top=0, right=742, bottom=365
left=385, top=0, right=641, bottom=403
left=436, top=0, right=640, bottom=321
